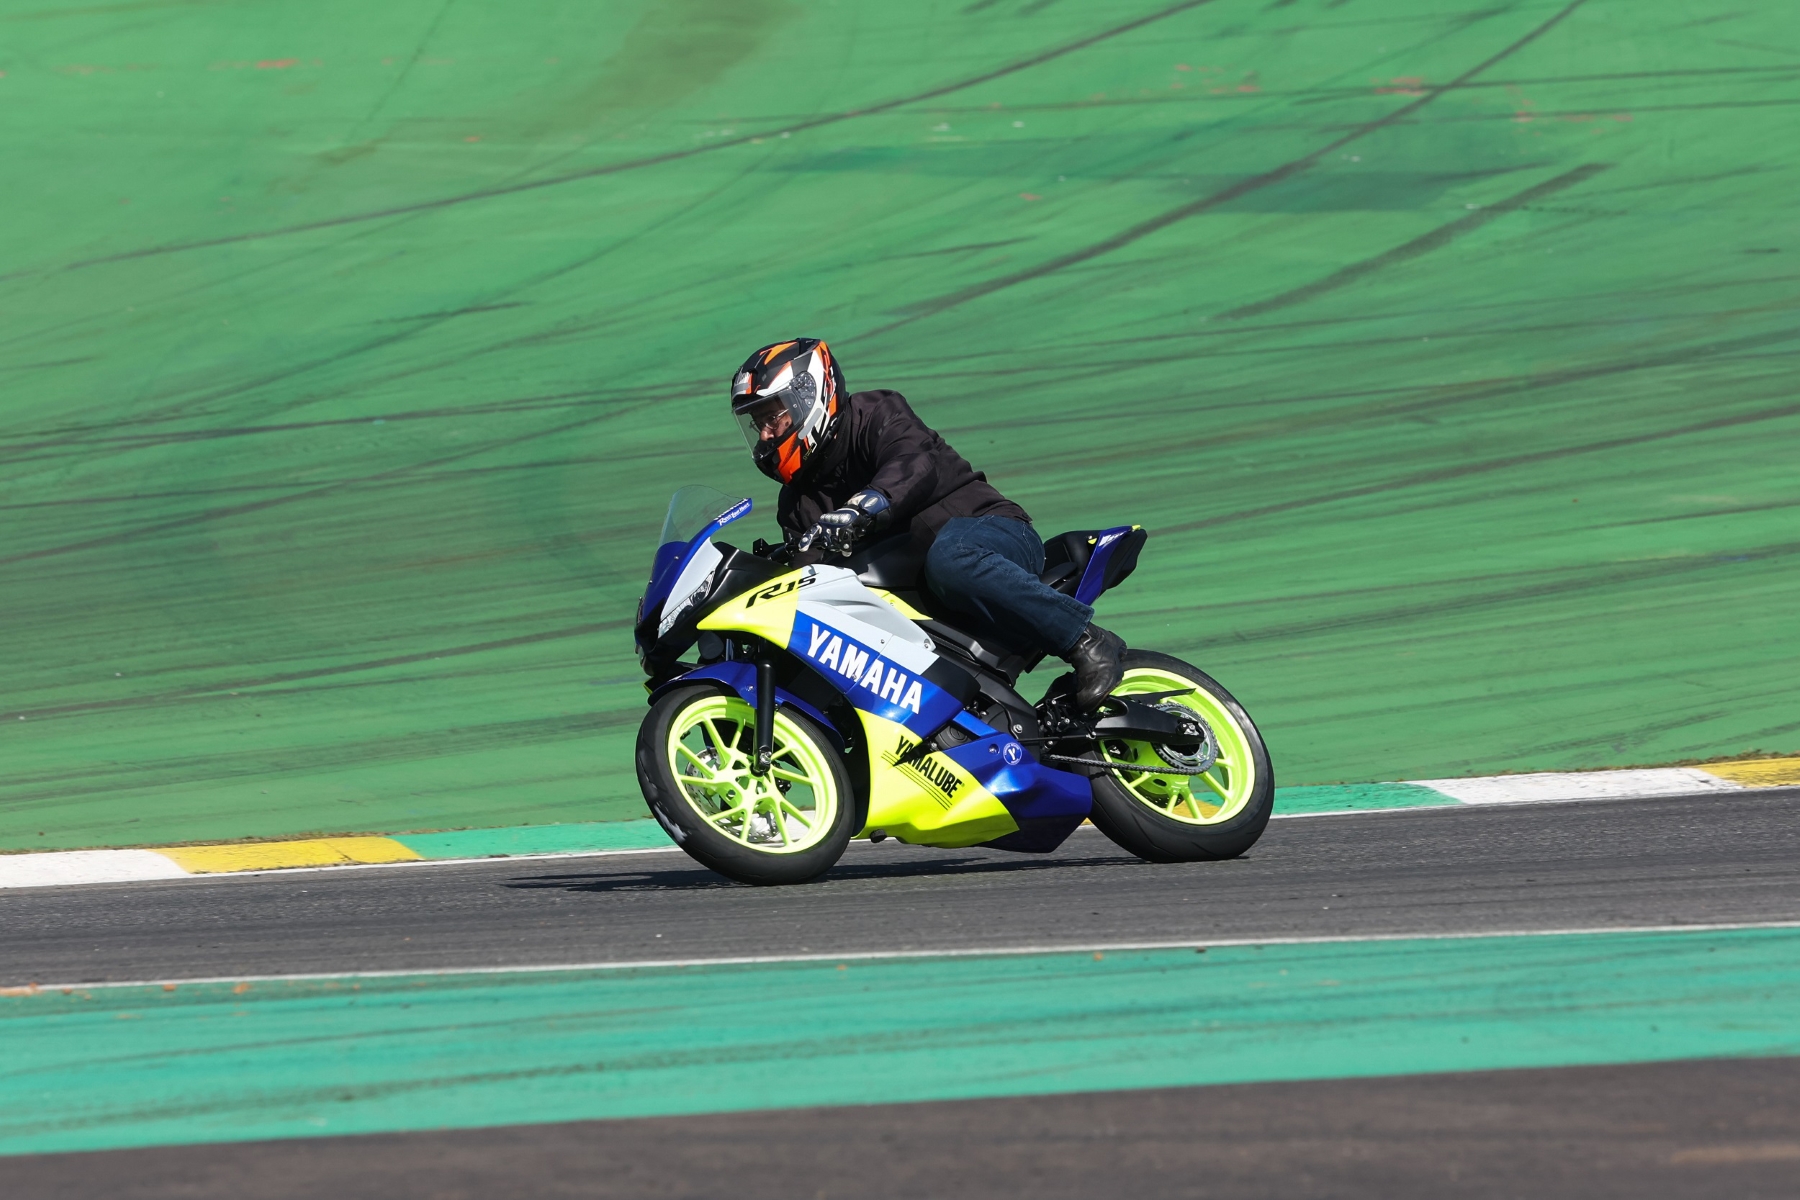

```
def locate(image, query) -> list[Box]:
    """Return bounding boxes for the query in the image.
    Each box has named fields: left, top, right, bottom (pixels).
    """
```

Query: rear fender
left=1074, top=525, right=1147, bottom=605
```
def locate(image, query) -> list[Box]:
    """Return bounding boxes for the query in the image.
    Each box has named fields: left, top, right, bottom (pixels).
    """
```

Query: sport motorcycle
left=634, top=485, right=1273, bottom=885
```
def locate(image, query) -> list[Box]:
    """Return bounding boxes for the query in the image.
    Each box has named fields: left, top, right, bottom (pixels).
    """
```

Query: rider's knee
left=926, top=519, right=983, bottom=578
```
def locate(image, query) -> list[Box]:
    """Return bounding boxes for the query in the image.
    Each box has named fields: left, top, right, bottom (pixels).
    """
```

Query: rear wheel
left=1080, top=651, right=1274, bottom=863
left=636, top=685, right=855, bottom=885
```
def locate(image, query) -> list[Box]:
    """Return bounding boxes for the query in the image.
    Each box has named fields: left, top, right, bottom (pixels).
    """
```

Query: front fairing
left=635, top=487, right=755, bottom=675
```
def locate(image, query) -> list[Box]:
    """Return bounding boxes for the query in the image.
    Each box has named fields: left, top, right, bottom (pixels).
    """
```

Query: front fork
left=753, top=655, right=775, bottom=775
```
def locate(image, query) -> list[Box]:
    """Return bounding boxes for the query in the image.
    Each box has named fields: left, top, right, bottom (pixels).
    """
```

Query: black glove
left=796, top=490, right=891, bottom=558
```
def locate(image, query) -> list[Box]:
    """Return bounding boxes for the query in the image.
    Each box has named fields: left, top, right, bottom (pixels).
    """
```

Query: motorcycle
left=633, top=484, right=1274, bottom=885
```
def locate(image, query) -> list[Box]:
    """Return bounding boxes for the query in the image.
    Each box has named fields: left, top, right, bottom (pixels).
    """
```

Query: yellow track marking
left=1698, top=757, right=1800, bottom=788
left=159, top=837, right=422, bottom=874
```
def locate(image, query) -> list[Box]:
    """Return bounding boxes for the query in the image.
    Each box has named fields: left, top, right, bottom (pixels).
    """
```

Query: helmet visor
left=732, top=370, right=818, bottom=455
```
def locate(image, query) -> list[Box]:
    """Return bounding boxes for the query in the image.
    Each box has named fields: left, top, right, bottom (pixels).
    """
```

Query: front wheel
left=636, top=685, right=856, bottom=885
left=1080, top=651, right=1274, bottom=863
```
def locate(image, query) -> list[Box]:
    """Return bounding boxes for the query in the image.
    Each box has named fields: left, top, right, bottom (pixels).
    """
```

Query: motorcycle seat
left=1037, top=558, right=1082, bottom=593
left=849, top=529, right=1105, bottom=596
left=1039, top=531, right=1095, bottom=596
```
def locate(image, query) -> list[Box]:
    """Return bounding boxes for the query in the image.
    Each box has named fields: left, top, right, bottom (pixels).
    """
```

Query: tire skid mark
left=0, top=710, right=641, bottom=807
left=1223, top=164, right=1613, bottom=320
left=859, top=0, right=1593, bottom=337
left=1157, top=338, right=1800, bottom=534
left=1144, top=541, right=1800, bottom=651
left=1118, top=540, right=1797, bottom=625
left=875, top=294, right=1800, bottom=415
left=0, top=389, right=664, bottom=567
left=8, top=0, right=1226, bottom=279
left=1006, top=323, right=1800, bottom=481
left=0, top=137, right=755, bottom=468
left=8, top=618, right=631, bottom=722
left=0, top=386, right=643, bottom=452
left=0, top=246, right=700, bottom=467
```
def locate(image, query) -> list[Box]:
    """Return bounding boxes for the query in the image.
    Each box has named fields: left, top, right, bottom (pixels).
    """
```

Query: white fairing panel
left=797, top=566, right=936, bottom=674
left=658, top=539, right=723, bottom=636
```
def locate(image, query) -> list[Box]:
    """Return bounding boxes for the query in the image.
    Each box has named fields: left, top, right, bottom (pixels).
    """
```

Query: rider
left=729, top=337, right=1126, bottom=708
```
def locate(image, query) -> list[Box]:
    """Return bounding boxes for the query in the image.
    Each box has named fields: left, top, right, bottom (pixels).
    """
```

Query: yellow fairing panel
left=867, top=588, right=931, bottom=621
left=856, top=712, right=1018, bottom=848
left=700, top=570, right=1014, bottom=848
left=698, top=569, right=804, bottom=644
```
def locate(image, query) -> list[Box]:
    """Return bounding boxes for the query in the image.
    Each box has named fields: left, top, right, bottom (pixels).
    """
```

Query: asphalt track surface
left=14, top=1059, right=1800, bottom=1200
left=5, top=790, right=1799, bottom=987
left=9, top=790, right=1800, bottom=1197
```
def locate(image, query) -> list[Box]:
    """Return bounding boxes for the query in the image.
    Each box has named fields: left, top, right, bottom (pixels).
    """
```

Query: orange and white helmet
left=730, top=338, right=846, bottom=483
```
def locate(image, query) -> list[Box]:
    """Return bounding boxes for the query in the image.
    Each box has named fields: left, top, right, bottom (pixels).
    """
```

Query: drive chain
left=1042, top=753, right=1214, bottom=777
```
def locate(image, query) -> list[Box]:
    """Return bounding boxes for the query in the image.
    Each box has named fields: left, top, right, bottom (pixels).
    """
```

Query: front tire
left=1079, top=651, right=1274, bottom=863
left=636, top=685, right=855, bottom=885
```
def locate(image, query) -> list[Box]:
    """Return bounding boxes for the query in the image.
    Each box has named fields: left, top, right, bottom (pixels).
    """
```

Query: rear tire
left=1074, top=651, right=1274, bottom=863
left=636, top=685, right=855, bottom=885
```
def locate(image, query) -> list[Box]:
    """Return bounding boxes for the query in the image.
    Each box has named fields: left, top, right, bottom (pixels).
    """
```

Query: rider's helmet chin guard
left=730, top=338, right=846, bottom=484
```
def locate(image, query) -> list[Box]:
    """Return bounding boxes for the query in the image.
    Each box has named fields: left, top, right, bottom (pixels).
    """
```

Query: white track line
left=1263, top=786, right=1767, bottom=820
left=163, top=845, right=688, bottom=877
left=0, top=849, right=189, bottom=888
left=10, top=787, right=1792, bottom=890
left=1269, top=805, right=1459, bottom=820
left=0, top=845, right=686, bottom=890
left=0, top=807, right=1516, bottom=891
left=12, top=920, right=1800, bottom=994
left=1413, top=767, right=1740, bottom=805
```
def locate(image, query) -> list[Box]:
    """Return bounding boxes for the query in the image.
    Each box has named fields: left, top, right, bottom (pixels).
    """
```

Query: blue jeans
left=924, top=516, right=1094, bottom=656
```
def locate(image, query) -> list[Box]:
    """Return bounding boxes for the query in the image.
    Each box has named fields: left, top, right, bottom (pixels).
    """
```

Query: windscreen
left=660, top=485, right=745, bottom=549
left=645, top=485, right=752, bottom=613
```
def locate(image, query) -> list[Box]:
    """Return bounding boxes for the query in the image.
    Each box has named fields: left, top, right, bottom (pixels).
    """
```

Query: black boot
left=1063, top=624, right=1126, bottom=709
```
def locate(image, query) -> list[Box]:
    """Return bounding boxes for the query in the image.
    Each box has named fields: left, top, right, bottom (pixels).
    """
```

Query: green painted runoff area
left=392, top=779, right=1452, bottom=859
left=412, top=782, right=1454, bottom=860
left=392, top=817, right=675, bottom=858
left=4, top=0, right=1797, bottom=849
left=3, top=926, right=1797, bottom=1155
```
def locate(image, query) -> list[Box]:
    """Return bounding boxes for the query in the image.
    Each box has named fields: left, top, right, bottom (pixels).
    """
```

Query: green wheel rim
left=1098, top=667, right=1258, bottom=826
left=665, top=694, right=841, bottom=854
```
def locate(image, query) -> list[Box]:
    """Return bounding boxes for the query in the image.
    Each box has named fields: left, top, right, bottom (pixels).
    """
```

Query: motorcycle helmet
left=730, top=338, right=846, bottom=483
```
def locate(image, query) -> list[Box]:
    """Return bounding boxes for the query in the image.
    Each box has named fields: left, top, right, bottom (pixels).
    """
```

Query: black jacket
left=777, top=390, right=1030, bottom=558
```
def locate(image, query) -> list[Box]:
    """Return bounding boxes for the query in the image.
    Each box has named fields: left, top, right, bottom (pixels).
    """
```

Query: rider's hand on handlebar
left=797, top=506, right=868, bottom=557
left=795, top=489, right=891, bottom=558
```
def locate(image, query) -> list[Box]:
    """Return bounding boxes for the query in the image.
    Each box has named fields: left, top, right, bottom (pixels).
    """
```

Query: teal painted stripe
left=1275, top=782, right=1453, bottom=814
left=391, top=819, right=672, bottom=859
left=397, top=785, right=1447, bottom=862
left=4, top=927, right=1797, bottom=1156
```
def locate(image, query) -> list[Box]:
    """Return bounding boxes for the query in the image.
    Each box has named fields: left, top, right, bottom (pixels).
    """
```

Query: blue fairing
left=942, top=735, right=1093, bottom=823
left=1075, top=524, right=1137, bottom=605
left=645, top=541, right=688, bottom=606
left=641, top=497, right=753, bottom=620
left=662, top=661, right=1088, bottom=848
left=787, top=616, right=963, bottom=737
left=650, top=661, right=840, bottom=743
